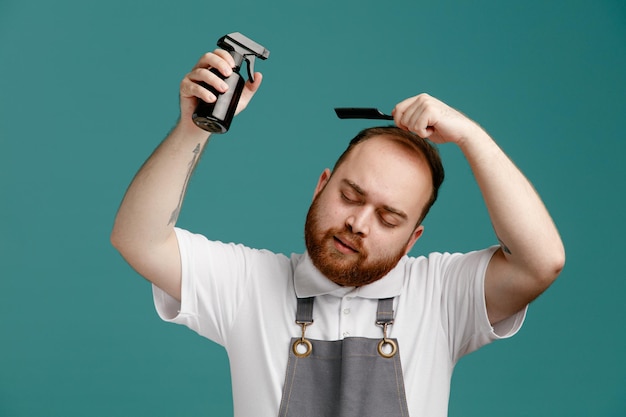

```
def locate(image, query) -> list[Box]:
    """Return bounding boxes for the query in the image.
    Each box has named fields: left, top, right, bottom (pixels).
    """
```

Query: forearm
left=110, top=48, right=263, bottom=300
left=111, top=122, right=210, bottom=253
left=458, top=128, right=565, bottom=280
left=393, top=93, right=564, bottom=321
left=112, top=47, right=262, bottom=251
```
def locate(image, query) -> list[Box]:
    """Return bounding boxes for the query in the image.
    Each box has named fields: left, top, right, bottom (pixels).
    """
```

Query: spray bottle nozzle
left=218, top=32, right=270, bottom=82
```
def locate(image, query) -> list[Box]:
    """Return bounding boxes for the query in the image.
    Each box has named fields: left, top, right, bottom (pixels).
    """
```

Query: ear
left=313, top=168, right=332, bottom=199
left=404, top=225, right=424, bottom=255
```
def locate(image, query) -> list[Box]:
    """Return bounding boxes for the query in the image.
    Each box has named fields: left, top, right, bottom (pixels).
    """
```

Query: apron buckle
left=292, top=321, right=313, bottom=358
left=376, top=322, right=398, bottom=358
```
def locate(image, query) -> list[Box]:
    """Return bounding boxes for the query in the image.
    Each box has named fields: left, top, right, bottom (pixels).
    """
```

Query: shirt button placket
left=340, top=296, right=352, bottom=339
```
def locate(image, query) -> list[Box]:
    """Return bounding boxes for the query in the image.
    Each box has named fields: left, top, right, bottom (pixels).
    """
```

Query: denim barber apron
left=278, top=297, right=410, bottom=417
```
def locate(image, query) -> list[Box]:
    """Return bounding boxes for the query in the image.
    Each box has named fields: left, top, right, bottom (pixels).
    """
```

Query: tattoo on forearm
left=498, top=237, right=512, bottom=255
left=168, top=143, right=201, bottom=225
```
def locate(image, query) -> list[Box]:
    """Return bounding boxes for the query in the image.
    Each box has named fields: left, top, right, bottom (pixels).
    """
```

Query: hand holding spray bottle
left=192, top=32, right=270, bottom=134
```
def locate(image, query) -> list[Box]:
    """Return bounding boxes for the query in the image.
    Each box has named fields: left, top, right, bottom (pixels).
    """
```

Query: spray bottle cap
left=218, top=32, right=270, bottom=83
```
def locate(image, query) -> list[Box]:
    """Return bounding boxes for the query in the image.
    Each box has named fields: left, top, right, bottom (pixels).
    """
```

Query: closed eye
left=341, top=192, right=361, bottom=204
left=379, top=214, right=399, bottom=228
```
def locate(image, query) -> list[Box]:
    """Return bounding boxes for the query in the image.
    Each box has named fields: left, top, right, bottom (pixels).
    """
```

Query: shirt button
left=343, top=331, right=350, bottom=337
left=343, top=308, right=351, bottom=315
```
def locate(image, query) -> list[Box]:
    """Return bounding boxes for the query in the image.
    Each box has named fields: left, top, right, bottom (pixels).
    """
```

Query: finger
left=393, top=95, right=418, bottom=115
left=392, top=106, right=406, bottom=131
left=244, top=72, right=263, bottom=94
left=188, top=67, right=230, bottom=93
left=236, top=72, right=263, bottom=114
left=401, top=107, right=423, bottom=136
left=212, top=49, right=237, bottom=70
left=180, top=78, right=216, bottom=103
left=192, top=49, right=234, bottom=77
left=406, top=105, right=435, bottom=138
left=398, top=94, right=438, bottom=138
left=393, top=96, right=420, bottom=131
left=394, top=101, right=419, bottom=132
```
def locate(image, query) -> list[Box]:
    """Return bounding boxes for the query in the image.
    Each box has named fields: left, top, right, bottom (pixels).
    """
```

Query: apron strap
left=376, top=297, right=397, bottom=358
left=376, top=297, right=394, bottom=325
left=294, top=297, right=315, bottom=358
left=296, top=297, right=315, bottom=324
left=296, top=296, right=394, bottom=324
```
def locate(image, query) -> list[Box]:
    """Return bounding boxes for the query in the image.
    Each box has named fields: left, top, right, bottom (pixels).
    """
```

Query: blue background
left=1, top=0, right=625, bottom=415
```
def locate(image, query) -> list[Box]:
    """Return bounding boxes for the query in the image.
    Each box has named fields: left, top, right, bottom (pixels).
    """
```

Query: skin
left=110, top=49, right=260, bottom=301
left=111, top=49, right=565, bottom=326
left=392, top=95, right=565, bottom=324
left=304, top=136, right=431, bottom=287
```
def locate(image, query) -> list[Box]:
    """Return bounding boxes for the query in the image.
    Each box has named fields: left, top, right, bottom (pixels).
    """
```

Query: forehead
left=332, top=136, right=433, bottom=218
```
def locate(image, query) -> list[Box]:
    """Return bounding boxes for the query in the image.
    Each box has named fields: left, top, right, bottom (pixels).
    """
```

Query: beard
left=304, top=193, right=407, bottom=287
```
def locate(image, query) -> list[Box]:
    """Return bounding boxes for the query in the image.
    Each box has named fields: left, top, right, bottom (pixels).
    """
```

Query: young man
left=111, top=49, right=565, bottom=416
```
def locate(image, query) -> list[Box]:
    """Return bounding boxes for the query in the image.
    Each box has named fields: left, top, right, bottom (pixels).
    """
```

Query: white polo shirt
left=153, top=227, right=526, bottom=417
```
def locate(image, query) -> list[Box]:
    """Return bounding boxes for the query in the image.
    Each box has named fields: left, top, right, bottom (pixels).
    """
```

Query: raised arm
left=110, top=49, right=263, bottom=301
left=393, top=94, right=565, bottom=324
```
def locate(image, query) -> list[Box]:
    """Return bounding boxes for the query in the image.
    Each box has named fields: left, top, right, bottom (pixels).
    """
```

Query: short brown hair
left=332, top=126, right=445, bottom=226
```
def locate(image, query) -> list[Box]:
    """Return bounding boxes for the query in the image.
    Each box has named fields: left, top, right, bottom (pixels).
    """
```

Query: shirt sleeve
left=152, top=227, right=257, bottom=346
left=438, top=246, right=527, bottom=362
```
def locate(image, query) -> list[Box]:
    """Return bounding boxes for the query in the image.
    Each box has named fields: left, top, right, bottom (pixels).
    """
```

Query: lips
left=333, top=235, right=360, bottom=254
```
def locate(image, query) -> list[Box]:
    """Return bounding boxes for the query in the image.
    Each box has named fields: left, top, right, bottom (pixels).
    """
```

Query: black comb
left=334, top=108, right=394, bottom=120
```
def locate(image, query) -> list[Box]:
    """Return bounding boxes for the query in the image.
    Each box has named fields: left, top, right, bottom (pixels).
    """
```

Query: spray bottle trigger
left=244, top=55, right=256, bottom=83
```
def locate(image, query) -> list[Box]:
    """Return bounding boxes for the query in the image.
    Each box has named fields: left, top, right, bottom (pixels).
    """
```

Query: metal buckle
left=292, top=321, right=313, bottom=358
left=376, top=322, right=398, bottom=358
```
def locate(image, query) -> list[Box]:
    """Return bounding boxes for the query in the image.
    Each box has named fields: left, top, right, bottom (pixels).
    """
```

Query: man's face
left=304, top=136, right=433, bottom=286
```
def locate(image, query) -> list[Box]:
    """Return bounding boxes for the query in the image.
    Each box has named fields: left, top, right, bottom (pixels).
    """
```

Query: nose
left=345, top=209, right=370, bottom=237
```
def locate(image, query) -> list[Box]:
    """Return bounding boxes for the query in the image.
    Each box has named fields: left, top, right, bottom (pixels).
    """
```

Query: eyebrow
left=342, top=179, right=409, bottom=220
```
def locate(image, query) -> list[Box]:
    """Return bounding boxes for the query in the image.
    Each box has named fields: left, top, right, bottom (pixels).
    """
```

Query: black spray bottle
left=192, top=32, right=270, bottom=133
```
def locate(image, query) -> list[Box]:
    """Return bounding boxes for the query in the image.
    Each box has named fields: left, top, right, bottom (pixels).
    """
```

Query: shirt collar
left=292, top=252, right=406, bottom=299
